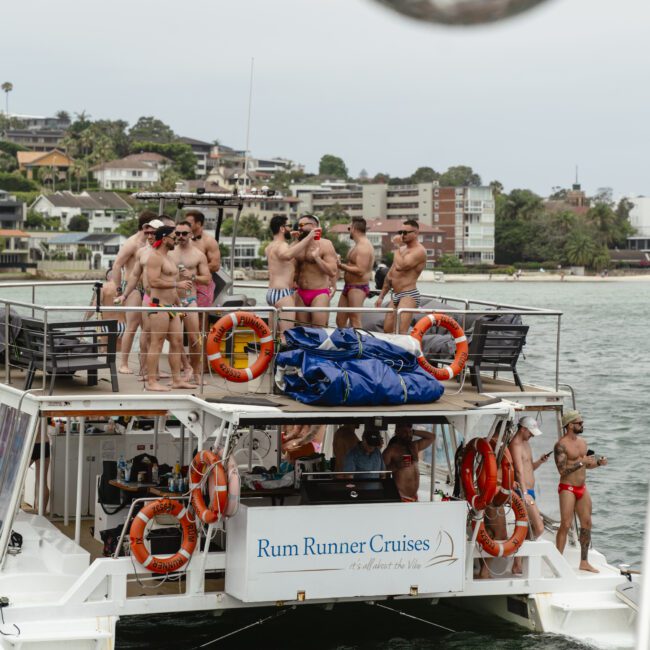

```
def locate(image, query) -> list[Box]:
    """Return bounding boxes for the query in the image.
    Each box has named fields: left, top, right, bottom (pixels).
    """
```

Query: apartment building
left=292, top=181, right=495, bottom=264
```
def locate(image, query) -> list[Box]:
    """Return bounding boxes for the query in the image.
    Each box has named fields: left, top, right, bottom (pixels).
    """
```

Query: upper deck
left=0, top=279, right=566, bottom=422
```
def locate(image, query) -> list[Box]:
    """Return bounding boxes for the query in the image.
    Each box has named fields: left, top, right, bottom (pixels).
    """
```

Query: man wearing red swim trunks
left=293, top=215, right=338, bottom=327
left=554, top=410, right=608, bottom=572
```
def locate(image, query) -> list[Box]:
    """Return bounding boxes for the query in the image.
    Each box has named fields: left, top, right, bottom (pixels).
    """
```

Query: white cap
left=147, top=218, right=165, bottom=229
left=519, top=416, right=543, bottom=436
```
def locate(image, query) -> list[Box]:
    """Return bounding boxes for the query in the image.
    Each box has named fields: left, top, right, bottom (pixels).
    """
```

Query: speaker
left=299, top=477, right=400, bottom=505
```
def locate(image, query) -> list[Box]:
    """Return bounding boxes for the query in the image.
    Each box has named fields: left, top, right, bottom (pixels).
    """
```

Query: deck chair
left=22, top=318, right=119, bottom=395
left=465, top=319, right=529, bottom=392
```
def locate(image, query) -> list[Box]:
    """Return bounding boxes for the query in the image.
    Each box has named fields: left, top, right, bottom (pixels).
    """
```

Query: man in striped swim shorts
left=375, top=219, right=427, bottom=334
left=265, top=216, right=316, bottom=340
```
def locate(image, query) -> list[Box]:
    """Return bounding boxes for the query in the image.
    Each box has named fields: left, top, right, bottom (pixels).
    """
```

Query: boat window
left=0, top=405, right=35, bottom=557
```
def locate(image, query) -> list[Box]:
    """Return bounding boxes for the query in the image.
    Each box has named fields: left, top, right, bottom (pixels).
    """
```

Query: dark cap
left=363, top=427, right=383, bottom=447
left=154, top=225, right=176, bottom=241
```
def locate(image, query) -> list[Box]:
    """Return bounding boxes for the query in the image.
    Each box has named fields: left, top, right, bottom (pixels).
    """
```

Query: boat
left=0, top=192, right=639, bottom=649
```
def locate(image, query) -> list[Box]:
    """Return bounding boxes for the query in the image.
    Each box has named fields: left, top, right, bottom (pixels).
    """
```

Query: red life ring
left=205, top=311, right=274, bottom=382
left=129, top=498, right=197, bottom=574
left=410, top=313, right=468, bottom=380
left=461, top=437, right=497, bottom=511
left=479, top=439, right=514, bottom=507
left=190, top=450, right=228, bottom=524
left=473, top=492, right=529, bottom=557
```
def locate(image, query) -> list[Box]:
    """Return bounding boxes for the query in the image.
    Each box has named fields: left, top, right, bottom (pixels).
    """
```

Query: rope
left=368, top=602, right=457, bottom=633
left=196, top=607, right=291, bottom=648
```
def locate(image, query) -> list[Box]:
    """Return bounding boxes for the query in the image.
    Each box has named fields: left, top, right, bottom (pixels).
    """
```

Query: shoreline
left=438, top=272, right=650, bottom=282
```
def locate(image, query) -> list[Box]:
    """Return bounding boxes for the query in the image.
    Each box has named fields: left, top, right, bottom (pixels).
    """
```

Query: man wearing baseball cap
left=509, top=415, right=548, bottom=574
left=554, top=410, right=607, bottom=572
left=342, top=426, right=385, bottom=478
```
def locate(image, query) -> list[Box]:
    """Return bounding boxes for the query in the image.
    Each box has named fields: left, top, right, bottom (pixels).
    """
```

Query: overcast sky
left=2, top=0, right=648, bottom=197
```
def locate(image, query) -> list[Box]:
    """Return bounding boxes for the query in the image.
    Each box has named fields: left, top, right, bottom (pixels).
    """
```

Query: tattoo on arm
left=554, top=444, right=583, bottom=478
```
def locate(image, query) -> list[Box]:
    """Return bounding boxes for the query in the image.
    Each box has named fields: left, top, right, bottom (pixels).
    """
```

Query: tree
left=1, top=81, right=13, bottom=117
left=324, top=232, right=350, bottom=258
left=0, top=151, right=17, bottom=172
left=372, top=172, right=390, bottom=184
left=320, top=203, right=350, bottom=225
left=438, top=165, right=481, bottom=187
left=410, top=166, right=439, bottom=183
left=55, top=110, right=71, bottom=123
left=25, top=210, right=46, bottom=229
left=129, top=141, right=196, bottom=178
left=586, top=203, right=617, bottom=247
left=68, top=215, right=89, bottom=232
left=318, top=154, right=348, bottom=179
left=129, top=116, right=176, bottom=143
left=358, top=168, right=369, bottom=181
left=564, top=228, right=596, bottom=267
left=613, top=198, right=635, bottom=245
left=437, top=254, right=463, bottom=269
left=489, top=180, right=504, bottom=196
left=116, top=218, right=138, bottom=237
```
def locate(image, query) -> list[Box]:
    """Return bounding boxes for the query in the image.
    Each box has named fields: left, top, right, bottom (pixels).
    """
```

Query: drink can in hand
left=313, top=228, right=322, bottom=240
left=402, top=454, right=412, bottom=467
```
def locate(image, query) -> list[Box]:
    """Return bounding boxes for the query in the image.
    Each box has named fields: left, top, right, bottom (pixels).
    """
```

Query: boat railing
left=0, top=279, right=563, bottom=395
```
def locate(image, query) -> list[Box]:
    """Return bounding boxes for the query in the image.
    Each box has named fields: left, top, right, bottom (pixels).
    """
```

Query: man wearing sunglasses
left=554, top=410, right=607, bottom=573
left=170, top=220, right=212, bottom=383
left=375, top=220, right=426, bottom=334
left=293, top=214, right=338, bottom=327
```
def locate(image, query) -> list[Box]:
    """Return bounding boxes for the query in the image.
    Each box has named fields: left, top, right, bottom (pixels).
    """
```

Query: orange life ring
left=461, top=437, right=497, bottom=511
left=473, top=492, right=529, bottom=557
left=479, top=439, right=514, bottom=507
left=409, top=313, right=468, bottom=380
left=190, top=450, right=228, bottom=524
left=205, top=311, right=274, bottom=382
left=129, top=498, right=197, bottom=574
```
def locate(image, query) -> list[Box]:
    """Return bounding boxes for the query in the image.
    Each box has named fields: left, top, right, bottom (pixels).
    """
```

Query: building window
left=434, top=201, right=439, bottom=209
left=434, top=212, right=439, bottom=222
left=434, top=189, right=439, bottom=197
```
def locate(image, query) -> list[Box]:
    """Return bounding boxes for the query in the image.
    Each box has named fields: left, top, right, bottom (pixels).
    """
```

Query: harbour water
left=4, top=279, right=647, bottom=648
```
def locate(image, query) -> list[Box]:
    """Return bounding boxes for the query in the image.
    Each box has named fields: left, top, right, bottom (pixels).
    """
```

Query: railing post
left=42, top=310, right=48, bottom=391
left=75, top=416, right=85, bottom=546
left=555, top=314, right=561, bottom=391
left=199, top=310, right=206, bottom=397
left=4, top=304, right=10, bottom=385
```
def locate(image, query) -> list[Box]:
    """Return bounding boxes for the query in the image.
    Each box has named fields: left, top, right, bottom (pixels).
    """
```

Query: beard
left=298, top=230, right=309, bottom=240
left=284, top=232, right=292, bottom=242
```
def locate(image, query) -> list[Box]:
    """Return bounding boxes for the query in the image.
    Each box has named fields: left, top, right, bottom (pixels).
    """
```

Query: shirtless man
left=169, top=220, right=211, bottom=383
left=382, top=423, right=435, bottom=501
left=185, top=210, right=221, bottom=307
left=336, top=218, right=375, bottom=329
left=143, top=226, right=196, bottom=392
left=111, top=211, right=157, bottom=373
left=375, top=220, right=427, bottom=334
left=265, top=215, right=316, bottom=338
left=554, top=410, right=608, bottom=572
left=509, top=415, right=549, bottom=574
left=293, top=215, right=338, bottom=327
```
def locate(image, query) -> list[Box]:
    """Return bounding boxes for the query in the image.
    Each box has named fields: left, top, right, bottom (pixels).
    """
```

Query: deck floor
left=0, top=362, right=547, bottom=414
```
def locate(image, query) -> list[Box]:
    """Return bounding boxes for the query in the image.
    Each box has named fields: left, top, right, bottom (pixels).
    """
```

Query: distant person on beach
left=143, top=226, right=196, bottom=392
left=265, top=215, right=316, bottom=339
left=554, top=410, right=608, bottom=573
left=336, top=218, right=375, bottom=329
left=185, top=210, right=221, bottom=307
left=375, top=220, right=427, bottom=334
left=293, top=214, right=338, bottom=327
left=110, top=211, right=157, bottom=373
left=382, top=423, right=435, bottom=501
left=509, top=415, right=549, bottom=574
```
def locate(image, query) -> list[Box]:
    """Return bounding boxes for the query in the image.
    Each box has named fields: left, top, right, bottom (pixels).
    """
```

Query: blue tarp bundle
left=275, top=327, right=445, bottom=406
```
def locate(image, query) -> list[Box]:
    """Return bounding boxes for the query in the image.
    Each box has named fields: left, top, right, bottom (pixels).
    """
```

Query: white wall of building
left=629, top=197, right=650, bottom=237
left=94, top=167, right=159, bottom=190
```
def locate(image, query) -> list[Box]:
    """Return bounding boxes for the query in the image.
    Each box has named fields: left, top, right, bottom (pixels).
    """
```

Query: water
left=3, top=279, right=648, bottom=648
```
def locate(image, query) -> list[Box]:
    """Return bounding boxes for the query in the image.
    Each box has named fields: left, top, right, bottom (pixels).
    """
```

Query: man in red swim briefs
left=293, top=215, right=338, bottom=327
left=554, top=410, right=608, bottom=572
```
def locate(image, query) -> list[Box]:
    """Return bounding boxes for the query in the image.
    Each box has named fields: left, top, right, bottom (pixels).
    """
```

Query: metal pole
left=636, top=478, right=650, bottom=649
left=180, top=423, right=186, bottom=468
left=64, top=417, right=71, bottom=526
left=42, top=310, right=48, bottom=391
left=75, top=417, right=85, bottom=546
left=4, top=305, right=9, bottom=384
left=153, top=415, right=160, bottom=460
left=248, top=425, right=254, bottom=472
left=555, top=314, right=561, bottom=391
left=31, top=284, right=35, bottom=318
left=429, top=428, right=437, bottom=503
left=199, top=311, right=205, bottom=396
left=38, top=417, right=47, bottom=516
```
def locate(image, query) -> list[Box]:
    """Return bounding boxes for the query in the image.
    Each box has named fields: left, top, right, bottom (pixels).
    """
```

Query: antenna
left=243, top=58, right=255, bottom=187
left=575, top=164, right=579, bottom=185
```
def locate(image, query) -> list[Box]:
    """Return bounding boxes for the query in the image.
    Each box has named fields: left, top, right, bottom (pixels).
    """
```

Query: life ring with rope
left=129, top=498, right=197, bottom=574
left=473, top=492, right=529, bottom=557
left=221, top=455, right=241, bottom=518
left=190, top=450, right=228, bottom=524
left=409, top=313, right=468, bottom=380
left=461, top=437, right=497, bottom=511
left=479, top=438, right=515, bottom=507
left=205, top=311, right=274, bottom=382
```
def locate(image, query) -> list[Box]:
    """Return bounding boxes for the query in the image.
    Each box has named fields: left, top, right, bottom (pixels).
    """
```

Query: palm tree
left=564, top=229, right=597, bottom=267
left=1, top=81, right=12, bottom=116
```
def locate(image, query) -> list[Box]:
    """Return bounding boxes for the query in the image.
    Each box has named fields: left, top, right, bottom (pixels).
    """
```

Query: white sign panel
left=225, top=501, right=466, bottom=602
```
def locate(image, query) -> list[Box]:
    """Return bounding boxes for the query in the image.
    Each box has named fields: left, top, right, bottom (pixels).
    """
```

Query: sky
left=1, top=0, right=649, bottom=197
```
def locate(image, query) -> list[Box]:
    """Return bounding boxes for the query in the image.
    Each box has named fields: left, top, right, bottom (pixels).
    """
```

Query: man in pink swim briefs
left=293, top=215, right=338, bottom=327
left=185, top=210, right=220, bottom=307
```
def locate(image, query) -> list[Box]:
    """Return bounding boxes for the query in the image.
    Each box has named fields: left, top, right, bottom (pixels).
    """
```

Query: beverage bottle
left=174, top=460, right=181, bottom=478
left=118, top=455, right=126, bottom=481
left=152, top=463, right=159, bottom=485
